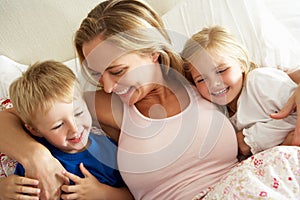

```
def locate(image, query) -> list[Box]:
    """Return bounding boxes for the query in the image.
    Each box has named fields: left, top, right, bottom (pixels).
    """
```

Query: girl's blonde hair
left=74, top=0, right=184, bottom=87
left=181, top=26, right=258, bottom=84
left=9, top=61, right=78, bottom=125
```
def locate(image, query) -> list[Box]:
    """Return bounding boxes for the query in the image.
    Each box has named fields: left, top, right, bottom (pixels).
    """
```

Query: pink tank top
left=118, top=86, right=238, bottom=199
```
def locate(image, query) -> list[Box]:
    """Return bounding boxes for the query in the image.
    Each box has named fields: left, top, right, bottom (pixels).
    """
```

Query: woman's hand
left=270, top=86, right=300, bottom=145
left=23, top=147, right=67, bottom=200
left=0, top=175, right=40, bottom=200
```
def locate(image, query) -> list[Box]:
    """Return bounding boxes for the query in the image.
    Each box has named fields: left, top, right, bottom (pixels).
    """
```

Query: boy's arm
left=0, top=108, right=66, bottom=199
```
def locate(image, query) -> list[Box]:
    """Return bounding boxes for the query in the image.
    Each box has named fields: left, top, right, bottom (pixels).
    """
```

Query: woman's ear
left=25, top=124, right=42, bottom=137
left=151, top=52, right=160, bottom=63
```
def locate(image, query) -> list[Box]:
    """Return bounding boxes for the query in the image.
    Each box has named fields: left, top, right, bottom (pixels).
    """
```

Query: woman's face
left=82, top=37, right=161, bottom=105
left=190, top=50, right=244, bottom=105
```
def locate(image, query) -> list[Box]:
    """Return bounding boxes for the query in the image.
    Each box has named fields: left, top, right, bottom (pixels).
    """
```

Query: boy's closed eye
left=52, top=123, right=63, bottom=130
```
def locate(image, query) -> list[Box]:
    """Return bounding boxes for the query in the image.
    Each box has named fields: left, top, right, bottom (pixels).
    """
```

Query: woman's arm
left=287, top=68, right=300, bottom=84
left=0, top=108, right=66, bottom=199
left=84, top=90, right=122, bottom=142
left=270, top=68, right=300, bottom=145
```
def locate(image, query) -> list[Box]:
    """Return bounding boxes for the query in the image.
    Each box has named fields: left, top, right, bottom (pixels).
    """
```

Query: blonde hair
left=9, top=61, right=78, bottom=125
left=181, top=26, right=258, bottom=84
left=74, top=0, right=183, bottom=87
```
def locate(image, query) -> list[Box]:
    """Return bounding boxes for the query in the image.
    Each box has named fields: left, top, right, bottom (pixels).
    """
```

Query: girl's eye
left=216, top=67, right=228, bottom=74
left=75, top=111, right=84, bottom=117
left=194, top=76, right=206, bottom=84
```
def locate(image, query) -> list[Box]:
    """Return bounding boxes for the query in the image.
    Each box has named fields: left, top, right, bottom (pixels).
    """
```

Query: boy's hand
left=61, top=163, right=108, bottom=200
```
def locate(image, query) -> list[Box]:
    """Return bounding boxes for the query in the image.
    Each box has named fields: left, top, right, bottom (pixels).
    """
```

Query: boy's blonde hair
left=181, top=26, right=258, bottom=84
left=9, top=61, right=78, bottom=125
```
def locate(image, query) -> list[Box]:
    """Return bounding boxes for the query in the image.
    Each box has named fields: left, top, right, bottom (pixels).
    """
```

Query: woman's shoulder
left=84, top=90, right=122, bottom=139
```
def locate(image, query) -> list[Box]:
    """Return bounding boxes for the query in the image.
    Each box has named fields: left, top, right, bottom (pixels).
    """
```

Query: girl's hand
left=236, top=131, right=251, bottom=156
left=61, top=163, right=109, bottom=200
left=0, top=175, right=40, bottom=200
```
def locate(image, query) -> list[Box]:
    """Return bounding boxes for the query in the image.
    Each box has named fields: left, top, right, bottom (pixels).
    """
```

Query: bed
left=1, top=0, right=300, bottom=192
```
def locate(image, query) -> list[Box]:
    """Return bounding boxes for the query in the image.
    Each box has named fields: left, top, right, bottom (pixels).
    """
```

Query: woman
left=0, top=0, right=299, bottom=199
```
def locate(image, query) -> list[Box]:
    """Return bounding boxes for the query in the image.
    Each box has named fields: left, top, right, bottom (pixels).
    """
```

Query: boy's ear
left=24, top=124, right=42, bottom=137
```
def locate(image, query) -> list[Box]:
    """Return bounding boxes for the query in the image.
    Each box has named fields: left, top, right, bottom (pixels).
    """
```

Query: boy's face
left=30, top=93, right=92, bottom=153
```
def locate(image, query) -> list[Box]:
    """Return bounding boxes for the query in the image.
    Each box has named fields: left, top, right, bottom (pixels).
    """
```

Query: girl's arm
left=0, top=108, right=66, bottom=199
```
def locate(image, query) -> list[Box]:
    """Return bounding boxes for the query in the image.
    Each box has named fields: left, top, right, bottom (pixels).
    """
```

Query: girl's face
left=29, top=94, right=92, bottom=153
left=190, top=50, right=244, bottom=105
left=82, top=37, right=162, bottom=106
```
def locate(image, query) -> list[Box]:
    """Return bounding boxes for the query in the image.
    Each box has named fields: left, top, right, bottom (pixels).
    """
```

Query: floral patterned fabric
left=193, top=146, right=300, bottom=199
left=0, top=98, right=18, bottom=178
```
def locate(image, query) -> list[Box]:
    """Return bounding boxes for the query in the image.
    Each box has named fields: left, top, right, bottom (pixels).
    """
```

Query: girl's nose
left=208, top=76, right=223, bottom=88
left=101, top=73, right=116, bottom=93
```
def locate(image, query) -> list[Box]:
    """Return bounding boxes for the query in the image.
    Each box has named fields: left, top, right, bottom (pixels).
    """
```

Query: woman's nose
left=101, top=74, right=116, bottom=93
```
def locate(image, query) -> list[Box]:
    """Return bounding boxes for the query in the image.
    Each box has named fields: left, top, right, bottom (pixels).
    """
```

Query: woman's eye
left=109, top=68, right=125, bottom=76
left=75, top=111, right=84, bottom=117
left=87, top=68, right=102, bottom=77
left=89, top=71, right=102, bottom=77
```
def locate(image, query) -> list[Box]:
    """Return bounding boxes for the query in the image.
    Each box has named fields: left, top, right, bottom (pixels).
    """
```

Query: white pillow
left=0, top=55, right=82, bottom=98
left=162, top=0, right=300, bottom=70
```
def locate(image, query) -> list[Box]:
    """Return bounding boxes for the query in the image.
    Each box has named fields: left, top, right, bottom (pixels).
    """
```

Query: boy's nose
left=69, top=118, right=78, bottom=133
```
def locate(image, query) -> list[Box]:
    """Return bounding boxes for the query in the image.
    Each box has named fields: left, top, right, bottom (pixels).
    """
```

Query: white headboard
left=0, top=0, right=184, bottom=65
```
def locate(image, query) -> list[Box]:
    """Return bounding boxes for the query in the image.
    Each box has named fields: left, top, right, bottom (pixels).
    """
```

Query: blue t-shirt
left=15, top=133, right=125, bottom=187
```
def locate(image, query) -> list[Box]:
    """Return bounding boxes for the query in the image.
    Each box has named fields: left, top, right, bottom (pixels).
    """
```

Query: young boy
left=0, top=61, right=133, bottom=200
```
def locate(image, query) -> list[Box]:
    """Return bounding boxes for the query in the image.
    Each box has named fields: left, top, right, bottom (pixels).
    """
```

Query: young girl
left=181, top=25, right=298, bottom=157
